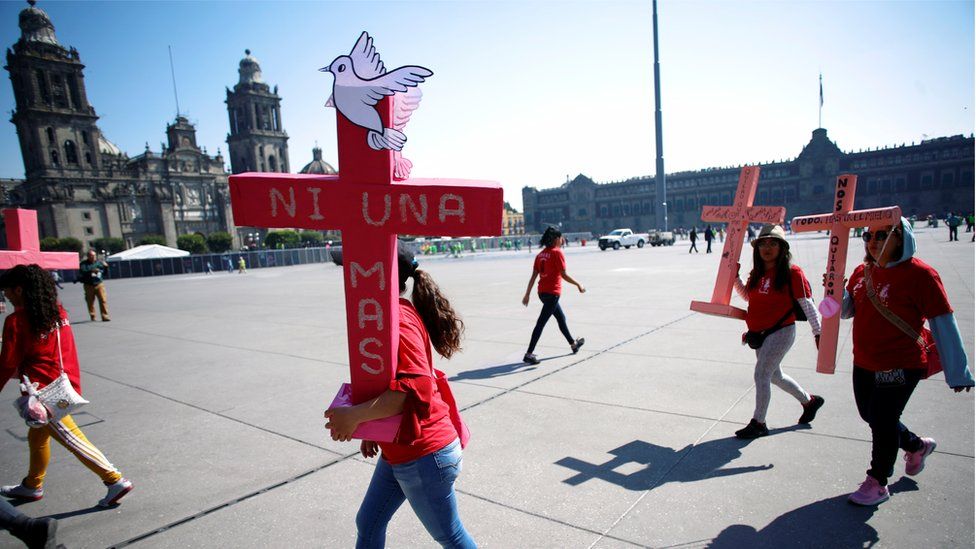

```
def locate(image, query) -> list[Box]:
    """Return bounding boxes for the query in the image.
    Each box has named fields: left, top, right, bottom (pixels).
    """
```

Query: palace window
left=67, top=76, right=81, bottom=109
left=64, top=140, right=78, bottom=164
left=50, top=150, right=59, bottom=166
left=83, top=212, right=91, bottom=220
left=941, top=171, right=955, bottom=187
left=85, top=152, right=92, bottom=165
left=920, top=173, right=934, bottom=188
left=84, top=227, right=93, bottom=235
left=35, top=70, right=49, bottom=104
left=51, top=74, right=68, bottom=108
left=268, top=155, right=277, bottom=172
left=46, top=127, right=55, bottom=144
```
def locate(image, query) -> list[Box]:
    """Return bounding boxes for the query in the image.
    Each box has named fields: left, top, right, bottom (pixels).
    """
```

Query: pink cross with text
left=690, top=166, right=786, bottom=319
left=0, top=208, right=78, bottom=270
left=229, top=98, right=503, bottom=441
left=791, top=174, right=901, bottom=374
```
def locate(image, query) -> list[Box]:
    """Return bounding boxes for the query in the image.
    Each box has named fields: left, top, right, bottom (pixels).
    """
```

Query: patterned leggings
left=23, top=414, right=122, bottom=489
left=752, top=325, right=810, bottom=423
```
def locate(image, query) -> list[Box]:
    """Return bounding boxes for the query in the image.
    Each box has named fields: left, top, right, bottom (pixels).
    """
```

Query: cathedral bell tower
left=225, top=49, right=289, bottom=174
left=5, top=0, right=102, bottom=180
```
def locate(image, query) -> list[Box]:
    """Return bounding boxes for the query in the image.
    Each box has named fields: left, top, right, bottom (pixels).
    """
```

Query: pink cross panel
left=690, top=166, right=785, bottom=319
left=0, top=208, right=78, bottom=270
left=791, top=174, right=901, bottom=374
left=229, top=98, right=503, bottom=441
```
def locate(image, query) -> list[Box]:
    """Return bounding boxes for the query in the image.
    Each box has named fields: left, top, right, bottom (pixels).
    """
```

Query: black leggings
left=853, top=366, right=924, bottom=485
left=526, top=293, right=575, bottom=354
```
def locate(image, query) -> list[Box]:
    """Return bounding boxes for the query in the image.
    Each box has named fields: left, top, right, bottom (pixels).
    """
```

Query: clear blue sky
left=0, top=1, right=972, bottom=210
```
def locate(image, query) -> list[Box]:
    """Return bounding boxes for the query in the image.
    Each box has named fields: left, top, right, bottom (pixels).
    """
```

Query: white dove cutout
left=321, top=32, right=432, bottom=154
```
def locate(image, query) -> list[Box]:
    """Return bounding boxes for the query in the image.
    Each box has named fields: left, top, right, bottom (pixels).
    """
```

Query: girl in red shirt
left=0, top=264, right=132, bottom=508
left=733, top=224, right=825, bottom=439
left=521, top=227, right=586, bottom=365
left=842, top=217, right=972, bottom=506
left=325, top=245, right=475, bottom=548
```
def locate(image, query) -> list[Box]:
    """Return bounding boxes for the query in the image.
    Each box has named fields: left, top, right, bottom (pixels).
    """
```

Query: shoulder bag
left=23, top=324, right=89, bottom=423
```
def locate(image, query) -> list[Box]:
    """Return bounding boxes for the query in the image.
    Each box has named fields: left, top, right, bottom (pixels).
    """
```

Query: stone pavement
left=0, top=226, right=972, bottom=548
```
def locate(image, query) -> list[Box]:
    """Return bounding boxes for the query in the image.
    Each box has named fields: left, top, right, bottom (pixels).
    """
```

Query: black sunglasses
left=862, top=229, right=899, bottom=242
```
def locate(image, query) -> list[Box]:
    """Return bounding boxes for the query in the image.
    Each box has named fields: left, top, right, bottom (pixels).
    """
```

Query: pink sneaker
left=905, top=437, right=937, bottom=476
left=848, top=475, right=889, bottom=506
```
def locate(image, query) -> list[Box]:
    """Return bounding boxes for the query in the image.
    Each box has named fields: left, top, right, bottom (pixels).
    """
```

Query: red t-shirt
left=379, top=299, right=458, bottom=465
left=846, top=258, right=952, bottom=372
left=0, top=306, right=81, bottom=395
left=745, top=265, right=812, bottom=332
left=534, top=247, right=566, bottom=295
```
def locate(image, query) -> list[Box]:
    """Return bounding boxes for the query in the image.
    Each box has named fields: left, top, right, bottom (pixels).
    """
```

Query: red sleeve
left=389, top=304, right=435, bottom=444
left=556, top=249, right=567, bottom=273
left=790, top=266, right=812, bottom=298
left=915, top=263, right=953, bottom=319
left=0, top=315, right=24, bottom=394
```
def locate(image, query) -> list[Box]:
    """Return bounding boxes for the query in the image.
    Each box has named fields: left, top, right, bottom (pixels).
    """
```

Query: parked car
left=598, top=228, right=648, bottom=250
left=648, top=230, right=675, bottom=246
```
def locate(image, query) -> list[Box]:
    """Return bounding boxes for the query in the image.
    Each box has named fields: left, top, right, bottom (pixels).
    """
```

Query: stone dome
left=98, top=135, right=122, bottom=156
left=238, top=49, right=264, bottom=85
left=19, top=0, right=60, bottom=46
left=299, top=147, right=337, bottom=175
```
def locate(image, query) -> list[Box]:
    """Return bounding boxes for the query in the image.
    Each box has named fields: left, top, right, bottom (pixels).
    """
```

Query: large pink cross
left=791, top=174, right=901, bottom=374
left=690, top=166, right=786, bottom=319
left=229, top=98, right=502, bottom=441
left=0, top=208, right=78, bottom=270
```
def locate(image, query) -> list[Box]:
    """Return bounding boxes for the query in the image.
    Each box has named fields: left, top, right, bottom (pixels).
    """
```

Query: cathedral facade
left=523, top=128, right=975, bottom=234
left=0, top=2, right=297, bottom=251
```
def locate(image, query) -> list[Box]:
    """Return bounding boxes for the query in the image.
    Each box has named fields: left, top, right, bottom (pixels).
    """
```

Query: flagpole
left=819, top=73, right=823, bottom=129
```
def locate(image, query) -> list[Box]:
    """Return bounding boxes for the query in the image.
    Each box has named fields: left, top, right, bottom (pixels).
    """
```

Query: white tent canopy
left=107, top=244, right=189, bottom=261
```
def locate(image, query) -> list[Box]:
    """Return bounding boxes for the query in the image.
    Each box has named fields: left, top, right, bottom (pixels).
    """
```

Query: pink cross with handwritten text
left=791, top=174, right=901, bottom=374
left=229, top=98, right=502, bottom=441
left=0, top=208, right=78, bottom=270
left=690, top=166, right=786, bottom=319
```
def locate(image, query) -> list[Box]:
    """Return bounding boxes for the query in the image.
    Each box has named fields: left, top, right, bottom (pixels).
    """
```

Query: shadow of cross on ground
left=555, top=432, right=811, bottom=491
left=707, top=477, right=919, bottom=548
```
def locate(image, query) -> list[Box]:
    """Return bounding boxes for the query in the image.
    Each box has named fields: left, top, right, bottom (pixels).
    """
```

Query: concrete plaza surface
left=0, top=226, right=972, bottom=548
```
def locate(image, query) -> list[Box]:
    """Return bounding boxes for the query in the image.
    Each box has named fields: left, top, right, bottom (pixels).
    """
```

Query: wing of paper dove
left=359, top=67, right=433, bottom=107
left=349, top=31, right=386, bottom=78
left=392, top=87, right=422, bottom=180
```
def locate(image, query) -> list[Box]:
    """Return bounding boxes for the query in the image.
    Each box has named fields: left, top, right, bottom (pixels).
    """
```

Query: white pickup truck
left=598, top=228, right=648, bottom=250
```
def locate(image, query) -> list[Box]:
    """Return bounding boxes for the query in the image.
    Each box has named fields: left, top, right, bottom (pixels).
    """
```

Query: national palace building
left=522, top=127, right=974, bottom=234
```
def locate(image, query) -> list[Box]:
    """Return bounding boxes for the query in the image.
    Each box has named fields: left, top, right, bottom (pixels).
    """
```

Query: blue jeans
left=356, top=439, right=476, bottom=549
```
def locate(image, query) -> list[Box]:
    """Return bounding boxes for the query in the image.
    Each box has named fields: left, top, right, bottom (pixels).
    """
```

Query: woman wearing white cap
left=733, top=224, right=825, bottom=439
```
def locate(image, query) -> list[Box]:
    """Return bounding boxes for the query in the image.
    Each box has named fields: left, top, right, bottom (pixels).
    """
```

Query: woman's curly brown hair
left=0, top=264, right=62, bottom=335
left=398, top=245, right=464, bottom=359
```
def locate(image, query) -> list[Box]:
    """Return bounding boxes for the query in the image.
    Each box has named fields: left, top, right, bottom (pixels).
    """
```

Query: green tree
left=207, top=231, right=234, bottom=253
left=139, top=234, right=167, bottom=246
left=299, top=230, right=324, bottom=247
left=40, top=237, right=60, bottom=251
left=265, top=229, right=300, bottom=249
left=91, top=237, right=125, bottom=255
left=56, top=238, right=83, bottom=253
left=176, top=234, right=209, bottom=254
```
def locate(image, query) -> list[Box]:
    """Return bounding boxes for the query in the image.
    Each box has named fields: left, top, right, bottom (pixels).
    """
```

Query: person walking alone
left=522, top=227, right=585, bottom=365
left=79, top=250, right=110, bottom=322
left=689, top=227, right=699, bottom=253
left=0, top=265, right=132, bottom=509
left=733, top=224, right=825, bottom=439
left=841, top=218, right=973, bottom=506
left=704, top=226, right=714, bottom=254
left=325, top=245, right=476, bottom=548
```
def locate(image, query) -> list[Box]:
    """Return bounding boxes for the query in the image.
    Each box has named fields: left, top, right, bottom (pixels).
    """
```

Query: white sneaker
left=0, top=483, right=43, bottom=501
left=98, top=478, right=132, bottom=507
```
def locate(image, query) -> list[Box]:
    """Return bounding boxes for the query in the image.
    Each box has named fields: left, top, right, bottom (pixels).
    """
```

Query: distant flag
left=818, top=73, right=824, bottom=128
left=819, top=73, right=824, bottom=107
